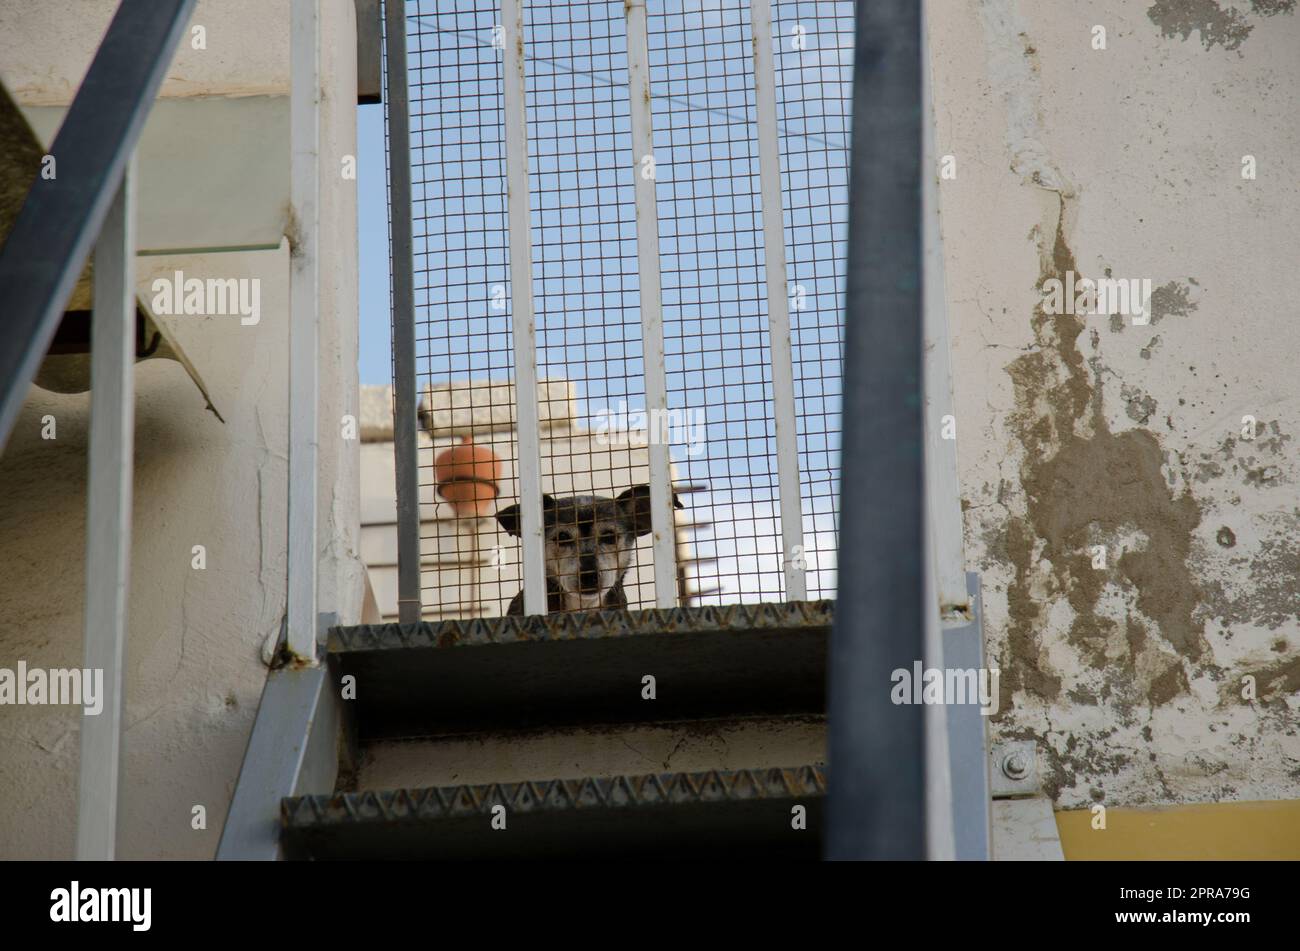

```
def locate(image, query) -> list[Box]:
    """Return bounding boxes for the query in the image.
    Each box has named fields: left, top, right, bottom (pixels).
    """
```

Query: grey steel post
left=0, top=0, right=195, bottom=451
left=76, top=160, right=136, bottom=861
left=826, top=0, right=926, bottom=860
left=384, top=0, right=424, bottom=623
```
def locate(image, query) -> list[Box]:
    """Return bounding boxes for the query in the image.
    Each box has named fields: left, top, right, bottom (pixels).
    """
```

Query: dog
left=495, top=484, right=682, bottom=615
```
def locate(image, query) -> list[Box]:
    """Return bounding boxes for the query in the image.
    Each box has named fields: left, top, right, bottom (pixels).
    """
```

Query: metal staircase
left=1, top=0, right=1001, bottom=863
left=222, top=601, right=832, bottom=860
left=219, top=0, right=997, bottom=862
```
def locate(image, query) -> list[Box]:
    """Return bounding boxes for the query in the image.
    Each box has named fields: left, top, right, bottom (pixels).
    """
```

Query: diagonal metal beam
left=0, top=0, right=196, bottom=452
left=216, top=663, right=348, bottom=860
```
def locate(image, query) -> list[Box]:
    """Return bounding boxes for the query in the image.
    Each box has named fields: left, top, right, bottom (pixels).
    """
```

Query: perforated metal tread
left=281, top=764, right=826, bottom=860
left=328, top=600, right=832, bottom=739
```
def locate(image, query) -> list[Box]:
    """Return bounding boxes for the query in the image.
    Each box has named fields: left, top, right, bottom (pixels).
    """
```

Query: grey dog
left=496, top=485, right=681, bottom=615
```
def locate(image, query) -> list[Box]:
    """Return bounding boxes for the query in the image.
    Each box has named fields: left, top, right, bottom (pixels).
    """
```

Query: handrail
left=0, top=0, right=196, bottom=451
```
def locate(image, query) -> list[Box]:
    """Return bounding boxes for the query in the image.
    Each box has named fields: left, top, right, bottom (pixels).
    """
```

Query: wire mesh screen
left=526, top=2, right=658, bottom=612
left=651, top=2, right=775, bottom=605
left=385, top=0, right=850, bottom=619
left=772, top=1, right=851, bottom=601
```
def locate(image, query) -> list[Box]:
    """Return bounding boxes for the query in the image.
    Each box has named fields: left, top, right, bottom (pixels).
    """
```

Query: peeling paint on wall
left=961, top=0, right=1300, bottom=808
left=999, top=200, right=1206, bottom=711
left=1146, top=0, right=1295, bottom=51
left=1147, top=0, right=1256, bottom=51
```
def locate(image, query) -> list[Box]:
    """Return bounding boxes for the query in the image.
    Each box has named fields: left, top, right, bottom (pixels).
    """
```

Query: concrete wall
left=0, top=0, right=362, bottom=858
left=931, top=0, right=1300, bottom=809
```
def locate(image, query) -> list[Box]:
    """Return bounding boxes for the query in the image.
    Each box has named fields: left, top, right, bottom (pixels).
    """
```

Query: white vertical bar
left=751, top=0, right=806, bottom=600
left=76, top=159, right=135, bottom=861
left=922, top=0, right=957, bottom=861
left=921, top=0, right=968, bottom=618
left=288, top=0, right=320, bottom=661
left=501, top=0, right=547, bottom=615
left=626, top=0, right=677, bottom=609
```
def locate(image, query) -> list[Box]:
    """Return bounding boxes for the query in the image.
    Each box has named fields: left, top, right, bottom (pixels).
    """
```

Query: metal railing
left=0, top=0, right=329, bottom=860
left=0, top=0, right=197, bottom=865
left=378, top=0, right=988, bottom=857
left=383, top=0, right=845, bottom=619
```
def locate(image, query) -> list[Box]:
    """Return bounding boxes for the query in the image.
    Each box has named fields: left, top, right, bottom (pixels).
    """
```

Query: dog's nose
left=578, top=565, right=600, bottom=590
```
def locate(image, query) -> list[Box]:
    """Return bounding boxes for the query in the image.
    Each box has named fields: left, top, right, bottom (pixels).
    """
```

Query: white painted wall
left=930, top=0, right=1300, bottom=808
left=0, top=0, right=361, bottom=858
left=0, top=0, right=294, bottom=105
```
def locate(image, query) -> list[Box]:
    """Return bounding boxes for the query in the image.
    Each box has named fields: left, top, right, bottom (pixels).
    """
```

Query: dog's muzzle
left=578, top=556, right=601, bottom=592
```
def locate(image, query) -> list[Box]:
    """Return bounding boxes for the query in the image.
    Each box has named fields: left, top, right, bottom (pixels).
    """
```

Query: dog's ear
left=495, top=503, right=523, bottom=537
left=615, top=485, right=653, bottom=536
left=496, top=494, right=556, bottom=537
left=616, top=485, right=683, bottom=537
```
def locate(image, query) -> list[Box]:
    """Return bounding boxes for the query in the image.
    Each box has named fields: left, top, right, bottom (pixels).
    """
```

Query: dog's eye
left=598, top=530, right=618, bottom=546
left=553, top=530, right=575, bottom=545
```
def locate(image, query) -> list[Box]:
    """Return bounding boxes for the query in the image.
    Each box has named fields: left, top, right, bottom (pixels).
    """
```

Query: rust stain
left=283, top=202, right=303, bottom=257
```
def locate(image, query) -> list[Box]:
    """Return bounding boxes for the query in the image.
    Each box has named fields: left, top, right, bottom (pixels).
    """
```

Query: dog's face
left=496, top=486, right=657, bottom=608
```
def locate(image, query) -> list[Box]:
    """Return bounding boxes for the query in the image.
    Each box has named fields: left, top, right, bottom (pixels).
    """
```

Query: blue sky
left=357, top=104, right=393, bottom=387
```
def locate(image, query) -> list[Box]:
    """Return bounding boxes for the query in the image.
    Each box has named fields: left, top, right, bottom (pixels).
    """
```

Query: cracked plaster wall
left=933, top=0, right=1299, bottom=807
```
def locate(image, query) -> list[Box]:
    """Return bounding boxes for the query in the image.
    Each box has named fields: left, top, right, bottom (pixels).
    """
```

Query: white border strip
left=920, top=0, right=968, bottom=617
left=501, top=0, right=547, bottom=615
left=625, top=0, right=677, bottom=608
left=922, top=0, right=958, bottom=861
left=751, top=0, right=806, bottom=600
left=288, top=0, right=321, bottom=661
left=77, top=159, right=135, bottom=861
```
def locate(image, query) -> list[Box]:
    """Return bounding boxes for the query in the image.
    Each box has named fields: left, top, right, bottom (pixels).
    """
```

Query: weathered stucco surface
left=934, top=0, right=1299, bottom=806
left=0, top=0, right=362, bottom=858
left=0, top=0, right=294, bottom=105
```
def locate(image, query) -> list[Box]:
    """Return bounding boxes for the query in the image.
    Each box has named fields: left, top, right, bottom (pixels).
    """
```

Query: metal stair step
left=281, top=764, right=826, bottom=859
left=328, top=600, right=831, bottom=740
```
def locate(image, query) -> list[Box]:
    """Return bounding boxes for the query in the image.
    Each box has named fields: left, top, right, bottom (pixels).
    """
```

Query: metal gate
left=382, top=0, right=851, bottom=621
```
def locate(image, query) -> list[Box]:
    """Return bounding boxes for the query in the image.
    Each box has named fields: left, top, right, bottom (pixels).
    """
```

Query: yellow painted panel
left=1056, top=799, right=1300, bottom=860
